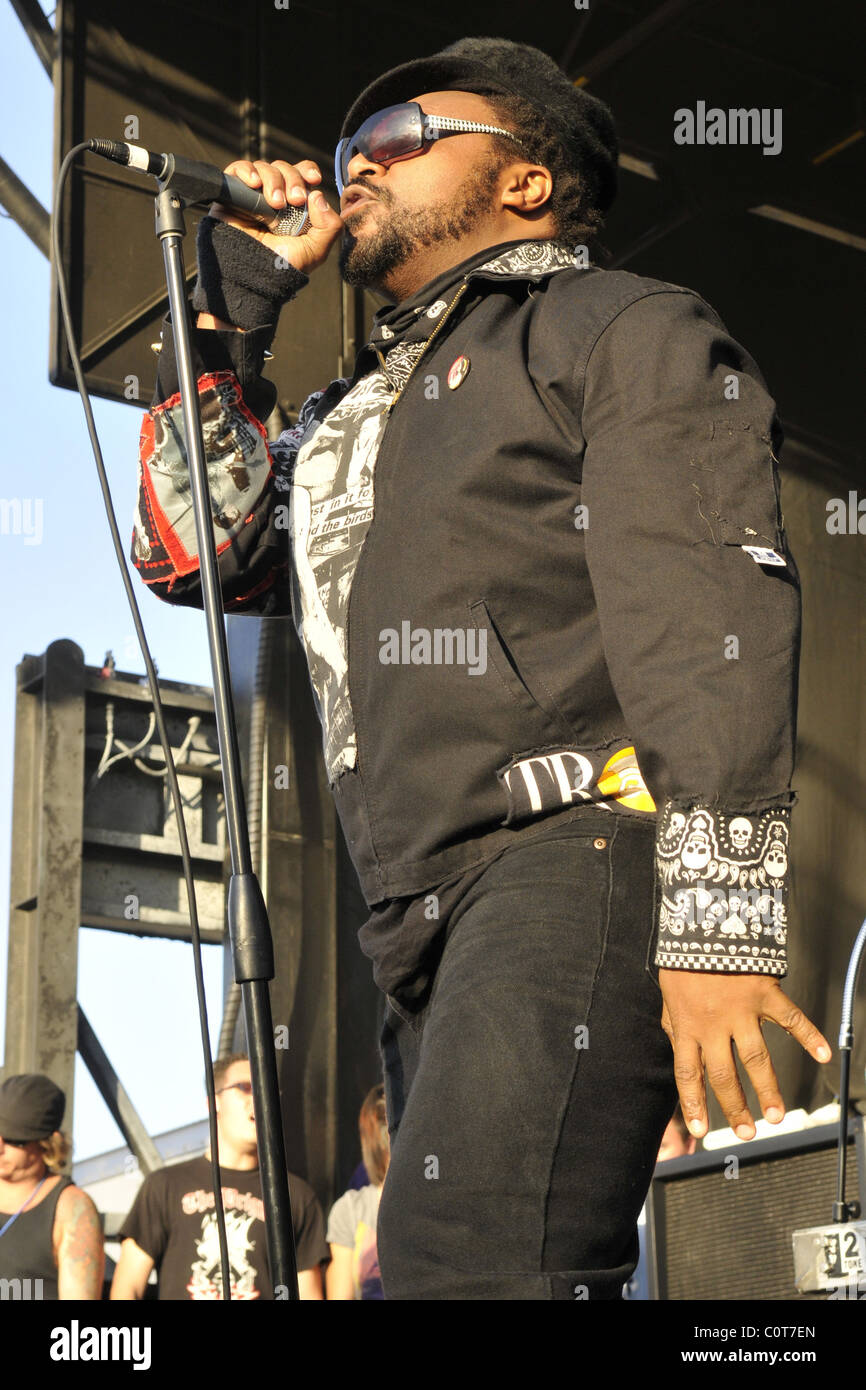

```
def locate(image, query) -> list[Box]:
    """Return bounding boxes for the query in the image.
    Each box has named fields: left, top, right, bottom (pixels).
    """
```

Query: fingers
left=732, top=1028, right=784, bottom=1127
left=223, top=158, right=323, bottom=209
left=670, top=1035, right=710, bottom=1139
left=246, top=163, right=343, bottom=239
left=762, top=988, right=832, bottom=1064
left=670, top=1030, right=760, bottom=1140
left=303, top=188, right=343, bottom=236
left=209, top=158, right=342, bottom=269
left=661, top=995, right=707, bottom=1135
left=704, top=1042, right=756, bottom=1139
left=660, top=972, right=834, bottom=1144
left=273, top=160, right=322, bottom=209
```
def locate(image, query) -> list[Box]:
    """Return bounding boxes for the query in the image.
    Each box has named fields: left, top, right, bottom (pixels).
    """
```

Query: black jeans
left=376, top=813, right=679, bottom=1300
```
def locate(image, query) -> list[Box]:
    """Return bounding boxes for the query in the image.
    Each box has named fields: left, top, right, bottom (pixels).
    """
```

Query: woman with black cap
left=0, top=1073, right=104, bottom=1299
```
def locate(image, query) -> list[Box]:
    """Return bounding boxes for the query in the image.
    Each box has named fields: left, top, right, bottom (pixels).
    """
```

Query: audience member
left=657, top=1105, right=698, bottom=1163
left=326, top=1084, right=390, bottom=1300
left=111, top=1054, right=327, bottom=1299
left=0, top=1073, right=104, bottom=1299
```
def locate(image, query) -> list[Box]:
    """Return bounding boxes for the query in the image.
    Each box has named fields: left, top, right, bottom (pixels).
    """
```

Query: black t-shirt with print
left=119, top=1156, right=328, bottom=1300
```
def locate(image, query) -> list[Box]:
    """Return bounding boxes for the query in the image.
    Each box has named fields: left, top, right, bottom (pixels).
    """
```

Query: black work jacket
left=132, top=239, right=799, bottom=977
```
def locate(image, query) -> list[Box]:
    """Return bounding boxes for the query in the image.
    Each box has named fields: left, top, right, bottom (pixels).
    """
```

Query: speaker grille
left=660, top=1138, right=860, bottom=1300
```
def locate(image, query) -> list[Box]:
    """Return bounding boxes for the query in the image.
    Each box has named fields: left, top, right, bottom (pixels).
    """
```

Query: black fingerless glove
left=190, top=215, right=309, bottom=332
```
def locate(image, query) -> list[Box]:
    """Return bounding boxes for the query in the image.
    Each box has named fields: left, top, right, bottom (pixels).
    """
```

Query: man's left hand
left=658, top=969, right=832, bottom=1140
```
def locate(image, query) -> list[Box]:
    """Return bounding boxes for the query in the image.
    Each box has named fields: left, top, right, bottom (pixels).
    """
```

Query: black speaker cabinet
left=646, top=1117, right=865, bottom=1300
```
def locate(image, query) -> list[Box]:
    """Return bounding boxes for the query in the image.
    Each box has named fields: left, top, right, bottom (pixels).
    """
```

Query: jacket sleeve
left=580, top=288, right=800, bottom=976
left=130, top=313, right=326, bottom=616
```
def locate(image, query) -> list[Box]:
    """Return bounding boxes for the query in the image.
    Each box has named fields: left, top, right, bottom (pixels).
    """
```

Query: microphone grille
left=267, top=205, right=309, bottom=237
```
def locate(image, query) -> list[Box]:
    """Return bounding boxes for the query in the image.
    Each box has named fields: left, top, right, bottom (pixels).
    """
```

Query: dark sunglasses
left=0, top=1137, right=32, bottom=1147
left=335, top=101, right=524, bottom=195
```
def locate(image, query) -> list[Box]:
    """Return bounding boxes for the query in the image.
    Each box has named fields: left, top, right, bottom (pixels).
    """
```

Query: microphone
left=87, top=139, right=309, bottom=236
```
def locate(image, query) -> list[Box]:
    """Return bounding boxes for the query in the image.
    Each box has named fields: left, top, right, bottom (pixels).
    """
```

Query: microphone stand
left=154, top=180, right=299, bottom=1300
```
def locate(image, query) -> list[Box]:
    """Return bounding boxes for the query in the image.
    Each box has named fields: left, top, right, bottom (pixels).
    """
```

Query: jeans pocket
left=385, top=991, right=425, bottom=1035
left=644, top=864, right=662, bottom=989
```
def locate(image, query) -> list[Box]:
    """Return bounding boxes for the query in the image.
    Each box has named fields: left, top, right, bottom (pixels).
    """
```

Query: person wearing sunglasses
left=132, top=37, right=825, bottom=1299
left=0, top=1074, right=104, bottom=1299
left=111, top=1055, right=327, bottom=1299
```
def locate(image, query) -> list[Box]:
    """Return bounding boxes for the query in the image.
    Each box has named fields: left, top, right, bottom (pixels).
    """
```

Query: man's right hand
left=209, top=158, right=344, bottom=276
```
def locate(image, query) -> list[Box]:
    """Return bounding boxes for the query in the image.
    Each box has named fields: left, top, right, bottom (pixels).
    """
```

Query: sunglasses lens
left=364, top=106, right=421, bottom=163
left=338, top=104, right=423, bottom=190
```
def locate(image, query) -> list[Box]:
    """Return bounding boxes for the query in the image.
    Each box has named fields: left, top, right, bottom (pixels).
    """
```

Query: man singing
left=131, top=37, right=831, bottom=1299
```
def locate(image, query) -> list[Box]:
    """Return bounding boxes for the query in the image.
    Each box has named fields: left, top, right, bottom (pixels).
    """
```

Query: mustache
left=348, top=180, right=391, bottom=206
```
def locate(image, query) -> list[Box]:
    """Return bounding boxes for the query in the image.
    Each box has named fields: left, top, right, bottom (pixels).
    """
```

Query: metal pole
left=77, top=1006, right=164, bottom=1176
left=154, top=184, right=299, bottom=1299
left=0, top=154, right=50, bottom=256
left=9, top=0, right=55, bottom=77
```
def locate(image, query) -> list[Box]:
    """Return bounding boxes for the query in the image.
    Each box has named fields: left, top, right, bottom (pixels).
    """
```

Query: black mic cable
left=52, top=142, right=234, bottom=1300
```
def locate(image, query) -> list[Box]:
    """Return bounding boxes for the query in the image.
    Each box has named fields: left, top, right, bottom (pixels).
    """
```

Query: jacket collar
left=368, top=239, right=581, bottom=352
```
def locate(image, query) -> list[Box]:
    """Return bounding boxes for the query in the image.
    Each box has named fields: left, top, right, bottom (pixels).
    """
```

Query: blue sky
left=0, top=5, right=224, bottom=1160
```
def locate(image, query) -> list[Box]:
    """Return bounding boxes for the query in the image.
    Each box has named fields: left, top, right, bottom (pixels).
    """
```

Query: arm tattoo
left=55, top=1187, right=105, bottom=1300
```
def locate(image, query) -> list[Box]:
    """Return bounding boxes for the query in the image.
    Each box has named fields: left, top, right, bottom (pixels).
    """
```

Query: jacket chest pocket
left=468, top=598, right=575, bottom=744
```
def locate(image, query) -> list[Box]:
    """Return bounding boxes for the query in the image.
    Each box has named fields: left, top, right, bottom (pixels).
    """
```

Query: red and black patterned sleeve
left=131, top=315, right=311, bottom=616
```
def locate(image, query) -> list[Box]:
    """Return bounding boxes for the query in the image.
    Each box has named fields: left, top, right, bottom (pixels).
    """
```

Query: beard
left=338, top=152, right=506, bottom=291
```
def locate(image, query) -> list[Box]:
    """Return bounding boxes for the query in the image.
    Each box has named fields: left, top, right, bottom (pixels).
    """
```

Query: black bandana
left=362, top=239, right=577, bottom=393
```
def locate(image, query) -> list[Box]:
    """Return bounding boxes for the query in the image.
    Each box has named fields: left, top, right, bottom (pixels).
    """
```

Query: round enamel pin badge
left=447, top=355, right=471, bottom=390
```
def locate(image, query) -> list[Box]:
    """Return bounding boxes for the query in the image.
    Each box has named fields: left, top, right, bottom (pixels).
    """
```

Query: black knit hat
left=340, top=36, right=619, bottom=214
left=0, top=1074, right=65, bottom=1141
